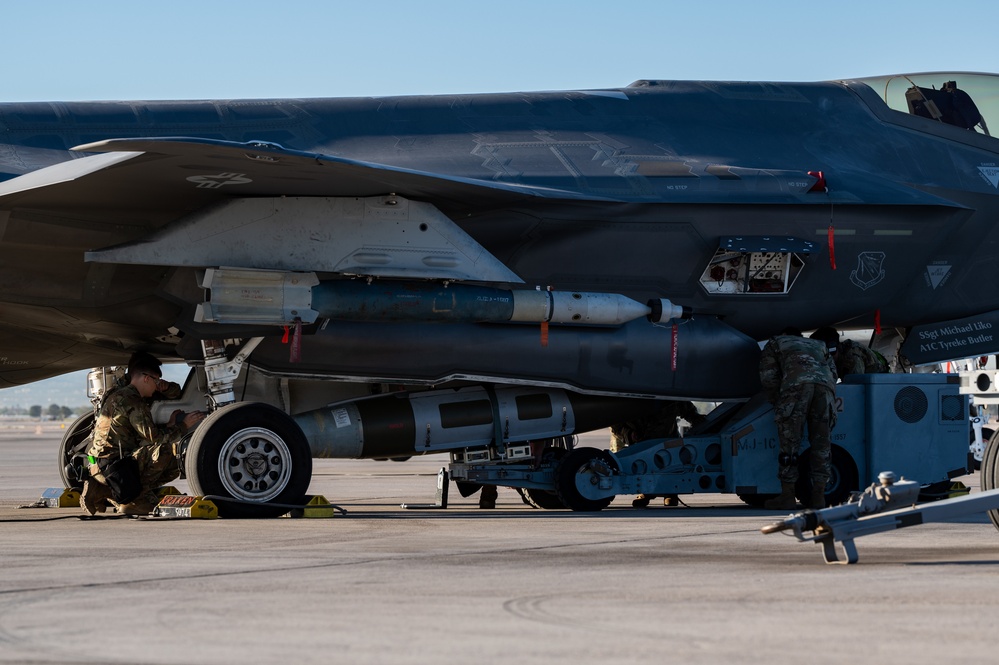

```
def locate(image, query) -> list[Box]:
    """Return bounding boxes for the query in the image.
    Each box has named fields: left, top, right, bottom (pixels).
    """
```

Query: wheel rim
left=975, top=429, right=994, bottom=463
left=217, top=427, right=293, bottom=502
left=824, top=464, right=842, bottom=494
left=574, top=463, right=604, bottom=499
left=797, top=446, right=857, bottom=506
left=59, top=413, right=95, bottom=490
left=554, top=447, right=616, bottom=511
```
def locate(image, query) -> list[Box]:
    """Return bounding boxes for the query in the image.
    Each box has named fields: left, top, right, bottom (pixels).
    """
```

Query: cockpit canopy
left=856, top=72, right=997, bottom=136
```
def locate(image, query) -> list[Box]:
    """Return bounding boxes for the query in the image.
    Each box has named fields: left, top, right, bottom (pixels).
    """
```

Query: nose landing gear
left=185, top=402, right=312, bottom=518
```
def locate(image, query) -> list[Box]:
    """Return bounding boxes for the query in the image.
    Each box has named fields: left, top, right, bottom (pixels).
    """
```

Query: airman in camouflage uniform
left=610, top=401, right=706, bottom=507
left=610, top=401, right=704, bottom=452
left=837, top=339, right=889, bottom=377
left=80, top=352, right=204, bottom=516
left=810, top=327, right=888, bottom=378
left=759, top=333, right=837, bottom=510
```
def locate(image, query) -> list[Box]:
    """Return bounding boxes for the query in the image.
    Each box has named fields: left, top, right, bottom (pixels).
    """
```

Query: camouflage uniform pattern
left=759, top=336, right=837, bottom=485
left=836, top=338, right=888, bottom=378
left=86, top=383, right=186, bottom=500
left=610, top=401, right=705, bottom=452
left=105, top=374, right=183, bottom=401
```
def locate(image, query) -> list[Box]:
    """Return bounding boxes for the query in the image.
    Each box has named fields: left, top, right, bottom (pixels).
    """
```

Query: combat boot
left=632, top=494, right=651, bottom=508
left=116, top=492, right=160, bottom=517
left=809, top=485, right=826, bottom=510
left=763, top=483, right=798, bottom=510
left=663, top=494, right=679, bottom=507
left=478, top=484, right=497, bottom=509
left=80, top=480, right=113, bottom=515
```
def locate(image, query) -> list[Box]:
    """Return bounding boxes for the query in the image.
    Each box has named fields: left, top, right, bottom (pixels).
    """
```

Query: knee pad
left=778, top=452, right=799, bottom=467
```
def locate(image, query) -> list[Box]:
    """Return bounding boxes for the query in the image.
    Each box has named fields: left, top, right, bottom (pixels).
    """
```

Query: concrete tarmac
left=1, top=423, right=998, bottom=665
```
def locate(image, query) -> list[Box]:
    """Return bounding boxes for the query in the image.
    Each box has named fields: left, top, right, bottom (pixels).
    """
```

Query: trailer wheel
left=980, top=429, right=999, bottom=531
left=970, top=427, right=993, bottom=471
left=516, top=487, right=566, bottom=509
left=185, top=402, right=312, bottom=518
left=554, top=447, right=617, bottom=512
left=58, top=413, right=95, bottom=490
left=796, top=445, right=858, bottom=507
left=517, top=440, right=570, bottom=509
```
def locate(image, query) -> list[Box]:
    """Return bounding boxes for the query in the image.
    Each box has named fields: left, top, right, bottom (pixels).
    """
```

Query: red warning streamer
left=540, top=320, right=549, bottom=348
left=827, top=224, right=837, bottom=270
left=290, top=318, right=302, bottom=363
left=874, top=309, right=882, bottom=335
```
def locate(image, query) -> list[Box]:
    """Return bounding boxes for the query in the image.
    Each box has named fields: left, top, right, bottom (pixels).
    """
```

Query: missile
left=311, top=280, right=687, bottom=325
left=196, top=268, right=690, bottom=326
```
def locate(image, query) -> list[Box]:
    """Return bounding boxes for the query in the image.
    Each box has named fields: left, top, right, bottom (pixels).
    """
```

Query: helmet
left=809, top=326, right=840, bottom=354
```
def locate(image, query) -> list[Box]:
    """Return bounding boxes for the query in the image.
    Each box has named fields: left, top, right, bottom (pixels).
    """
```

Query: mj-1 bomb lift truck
left=449, top=373, right=969, bottom=512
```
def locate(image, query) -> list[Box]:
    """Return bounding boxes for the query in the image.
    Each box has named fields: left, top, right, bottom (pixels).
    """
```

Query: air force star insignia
left=186, top=172, right=253, bottom=189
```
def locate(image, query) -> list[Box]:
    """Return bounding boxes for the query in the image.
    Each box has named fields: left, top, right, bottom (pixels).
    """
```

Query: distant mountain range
left=0, top=366, right=191, bottom=410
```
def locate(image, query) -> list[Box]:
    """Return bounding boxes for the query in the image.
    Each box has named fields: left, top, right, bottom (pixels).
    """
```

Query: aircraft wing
left=0, top=318, right=123, bottom=388
left=0, top=137, right=617, bottom=217
left=0, top=136, right=960, bottom=215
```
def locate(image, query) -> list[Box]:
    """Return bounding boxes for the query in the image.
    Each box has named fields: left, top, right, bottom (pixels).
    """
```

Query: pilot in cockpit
left=906, top=80, right=990, bottom=135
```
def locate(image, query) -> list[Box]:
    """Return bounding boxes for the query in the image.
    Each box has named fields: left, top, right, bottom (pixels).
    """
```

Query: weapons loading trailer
left=449, top=374, right=969, bottom=514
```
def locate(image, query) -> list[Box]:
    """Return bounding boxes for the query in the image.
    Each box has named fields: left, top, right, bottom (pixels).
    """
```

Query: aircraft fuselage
left=2, top=76, right=999, bottom=389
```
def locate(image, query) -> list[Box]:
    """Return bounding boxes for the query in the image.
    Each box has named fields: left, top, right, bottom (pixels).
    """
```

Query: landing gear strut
left=184, top=338, right=312, bottom=518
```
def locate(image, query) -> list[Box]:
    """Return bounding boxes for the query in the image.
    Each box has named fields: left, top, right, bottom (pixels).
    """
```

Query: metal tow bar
left=761, top=471, right=999, bottom=564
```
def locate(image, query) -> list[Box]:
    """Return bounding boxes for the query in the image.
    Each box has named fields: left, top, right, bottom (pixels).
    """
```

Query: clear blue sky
left=5, top=0, right=998, bottom=102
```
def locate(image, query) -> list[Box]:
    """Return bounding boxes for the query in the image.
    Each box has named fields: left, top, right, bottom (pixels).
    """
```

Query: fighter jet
left=2, top=72, right=996, bottom=514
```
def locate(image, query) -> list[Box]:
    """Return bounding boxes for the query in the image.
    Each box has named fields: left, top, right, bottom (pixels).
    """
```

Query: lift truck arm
left=761, top=471, right=999, bottom=564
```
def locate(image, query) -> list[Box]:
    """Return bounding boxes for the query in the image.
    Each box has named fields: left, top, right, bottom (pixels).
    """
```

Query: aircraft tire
left=980, top=428, right=999, bottom=531
left=795, top=445, right=858, bottom=507
left=553, top=447, right=616, bottom=512
left=58, top=412, right=95, bottom=490
left=185, top=402, right=313, bottom=518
